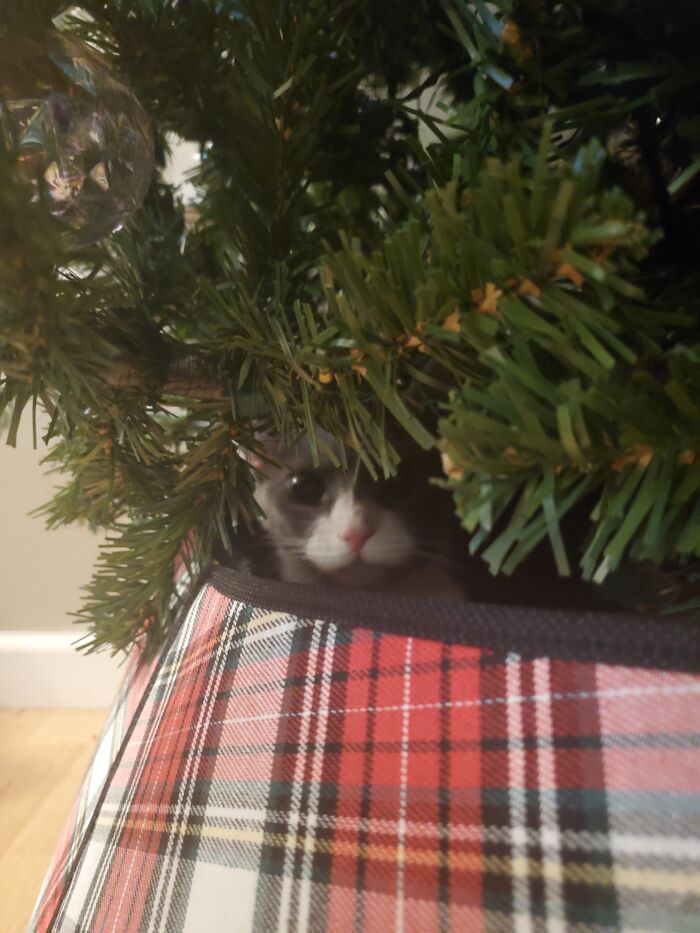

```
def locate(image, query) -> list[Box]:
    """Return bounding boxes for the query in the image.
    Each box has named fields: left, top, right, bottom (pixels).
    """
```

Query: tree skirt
left=30, top=567, right=700, bottom=932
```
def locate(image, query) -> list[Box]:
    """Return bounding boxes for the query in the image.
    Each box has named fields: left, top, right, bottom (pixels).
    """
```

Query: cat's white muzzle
left=305, top=505, right=415, bottom=574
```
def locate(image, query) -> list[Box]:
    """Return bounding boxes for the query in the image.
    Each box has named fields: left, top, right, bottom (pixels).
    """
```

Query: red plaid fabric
left=29, top=647, right=157, bottom=931
left=30, top=582, right=700, bottom=932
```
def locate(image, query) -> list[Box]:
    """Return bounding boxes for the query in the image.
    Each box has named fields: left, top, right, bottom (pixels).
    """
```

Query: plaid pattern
left=29, top=647, right=157, bottom=932
left=30, top=582, right=700, bottom=933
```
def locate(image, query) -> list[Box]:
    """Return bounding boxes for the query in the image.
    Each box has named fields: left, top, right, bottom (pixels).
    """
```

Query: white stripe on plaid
left=276, top=617, right=322, bottom=932
left=163, top=599, right=244, bottom=928
left=58, top=583, right=208, bottom=930
left=534, top=657, right=566, bottom=933
left=141, top=588, right=220, bottom=930
left=506, top=653, right=533, bottom=933
left=121, top=586, right=215, bottom=930
left=183, top=607, right=302, bottom=933
left=181, top=681, right=700, bottom=727
left=395, top=637, right=413, bottom=933
left=296, top=621, right=337, bottom=931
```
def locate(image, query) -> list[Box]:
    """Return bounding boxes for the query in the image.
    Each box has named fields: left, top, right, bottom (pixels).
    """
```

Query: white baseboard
left=0, top=631, right=125, bottom=708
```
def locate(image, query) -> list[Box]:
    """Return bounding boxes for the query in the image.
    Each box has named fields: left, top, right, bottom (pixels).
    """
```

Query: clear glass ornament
left=0, top=32, right=154, bottom=246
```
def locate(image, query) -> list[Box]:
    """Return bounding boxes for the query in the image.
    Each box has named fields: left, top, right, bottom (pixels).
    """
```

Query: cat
left=229, top=430, right=658, bottom=613
left=240, top=429, right=470, bottom=599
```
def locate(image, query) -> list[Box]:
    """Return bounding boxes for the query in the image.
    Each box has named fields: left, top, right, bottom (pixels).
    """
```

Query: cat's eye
left=289, top=471, right=326, bottom=506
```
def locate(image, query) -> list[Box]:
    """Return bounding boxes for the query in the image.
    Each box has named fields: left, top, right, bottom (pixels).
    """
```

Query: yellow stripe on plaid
left=94, top=818, right=700, bottom=895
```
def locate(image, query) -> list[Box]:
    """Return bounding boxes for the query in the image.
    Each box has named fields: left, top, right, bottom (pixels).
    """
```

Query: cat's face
left=253, top=433, right=458, bottom=589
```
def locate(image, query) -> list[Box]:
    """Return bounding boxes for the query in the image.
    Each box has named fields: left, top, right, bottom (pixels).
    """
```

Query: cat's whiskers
left=265, top=529, right=463, bottom=572
left=413, top=546, right=464, bottom=569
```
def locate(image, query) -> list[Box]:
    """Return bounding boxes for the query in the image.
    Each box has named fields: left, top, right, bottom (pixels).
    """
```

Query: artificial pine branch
left=1, top=0, right=699, bottom=654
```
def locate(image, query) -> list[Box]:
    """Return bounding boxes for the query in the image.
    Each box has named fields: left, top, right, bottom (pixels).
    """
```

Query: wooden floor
left=0, top=708, right=107, bottom=933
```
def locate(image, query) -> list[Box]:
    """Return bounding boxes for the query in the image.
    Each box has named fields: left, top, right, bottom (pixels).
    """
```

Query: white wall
left=0, top=414, right=104, bottom=633
left=0, top=415, right=124, bottom=705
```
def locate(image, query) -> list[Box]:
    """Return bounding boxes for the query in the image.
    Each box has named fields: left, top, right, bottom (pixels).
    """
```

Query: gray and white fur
left=248, top=430, right=468, bottom=599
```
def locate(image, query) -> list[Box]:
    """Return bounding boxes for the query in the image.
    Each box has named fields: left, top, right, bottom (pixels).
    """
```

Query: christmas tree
left=1, top=0, right=699, bottom=655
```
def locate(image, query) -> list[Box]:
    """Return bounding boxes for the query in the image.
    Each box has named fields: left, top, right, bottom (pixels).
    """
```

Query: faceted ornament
left=0, top=32, right=154, bottom=245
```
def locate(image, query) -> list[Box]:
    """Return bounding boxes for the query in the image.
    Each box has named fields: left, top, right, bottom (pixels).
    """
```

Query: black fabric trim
left=209, top=564, right=700, bottom=672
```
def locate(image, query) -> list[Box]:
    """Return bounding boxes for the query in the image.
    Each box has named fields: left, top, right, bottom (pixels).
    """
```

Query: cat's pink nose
left=340, top=523, right=373, bottom=555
